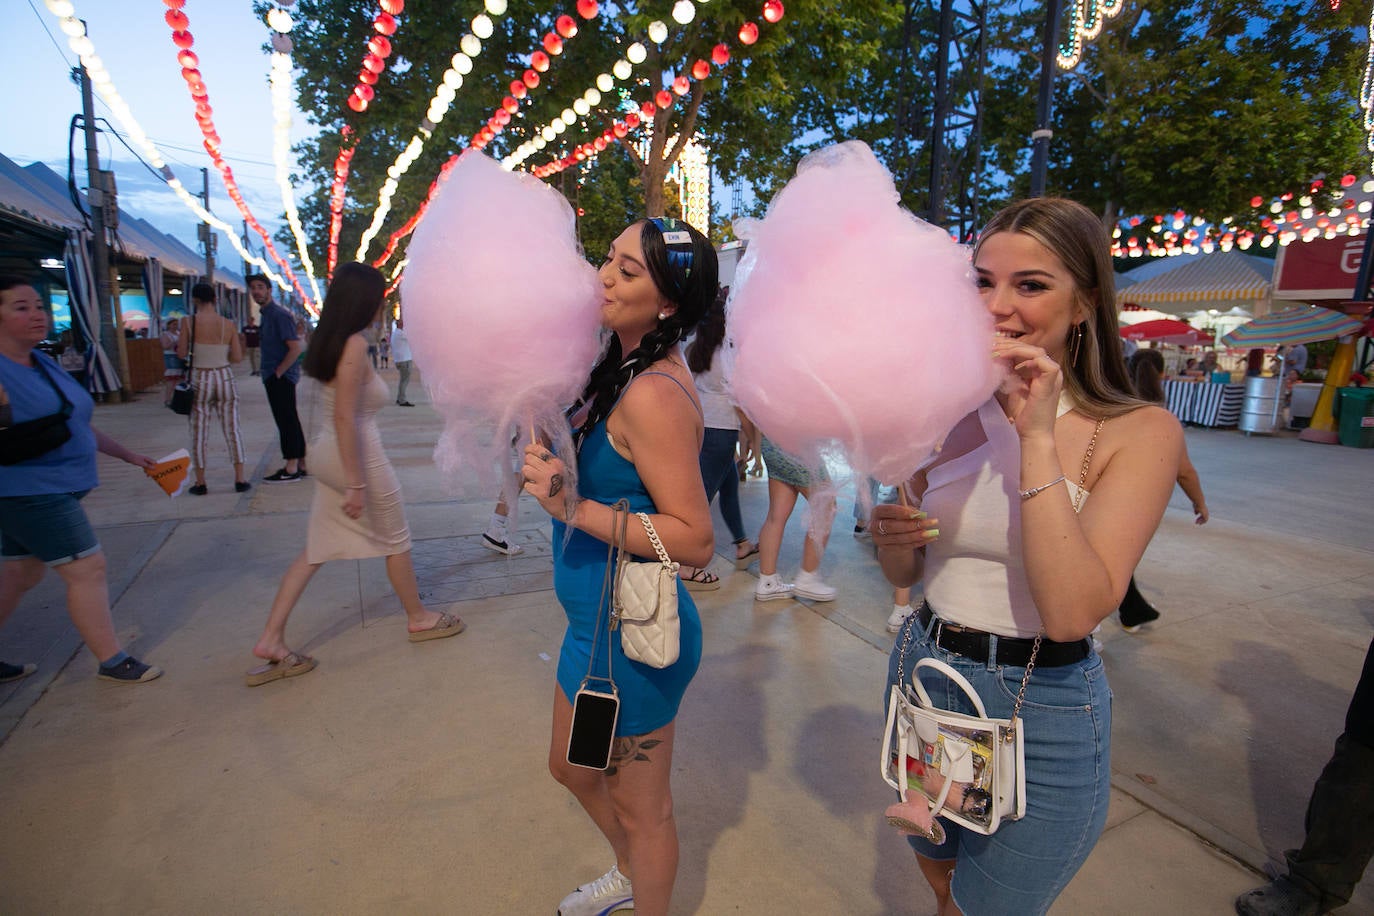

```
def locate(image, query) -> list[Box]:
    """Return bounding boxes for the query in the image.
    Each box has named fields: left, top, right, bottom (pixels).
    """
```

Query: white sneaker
left=886, top=604, right=915, bottom=633
left=754, top=575, right=794, bottom=602
left=481, top=532, right=524, bottom=556
left=558, top=864, right=634, bottom=916
left=792, top=569, right=837, bottom=602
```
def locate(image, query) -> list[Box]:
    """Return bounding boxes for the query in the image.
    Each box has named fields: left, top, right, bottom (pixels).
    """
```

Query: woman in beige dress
left=247, top=262, right=463, bottom=686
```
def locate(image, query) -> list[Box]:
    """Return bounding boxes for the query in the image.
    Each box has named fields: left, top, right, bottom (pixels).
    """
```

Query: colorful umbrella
left=1120, top=318, right=1212, bottom=345
left=1220, top=306, right=1366, bottom=348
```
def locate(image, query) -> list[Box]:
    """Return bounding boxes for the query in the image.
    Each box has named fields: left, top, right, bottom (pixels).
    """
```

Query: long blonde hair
left=974, top=198, right=1148, bottom=419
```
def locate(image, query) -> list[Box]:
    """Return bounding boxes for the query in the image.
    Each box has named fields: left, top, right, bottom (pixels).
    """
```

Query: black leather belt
left=916, top=603, right=1090, bottom=668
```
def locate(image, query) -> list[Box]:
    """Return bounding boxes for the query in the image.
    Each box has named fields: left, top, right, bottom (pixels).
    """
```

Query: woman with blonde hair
left=872, top=197, right=1184, bottom=914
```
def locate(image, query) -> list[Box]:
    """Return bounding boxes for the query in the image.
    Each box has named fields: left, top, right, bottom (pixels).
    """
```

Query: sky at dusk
left=8, top=0, right=319, bottom=278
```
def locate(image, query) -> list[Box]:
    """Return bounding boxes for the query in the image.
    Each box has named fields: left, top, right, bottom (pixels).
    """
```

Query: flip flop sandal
left=409, top=611, right=466, bottom=643
left=682, top=568, right=721, bottom=591
left=734, top=545, right=761, bottom=570
left=245, top=651, right=317, bottom=687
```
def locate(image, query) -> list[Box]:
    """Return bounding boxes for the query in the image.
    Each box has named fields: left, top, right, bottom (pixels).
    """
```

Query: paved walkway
left=1, top=363, right=1371, bottom=914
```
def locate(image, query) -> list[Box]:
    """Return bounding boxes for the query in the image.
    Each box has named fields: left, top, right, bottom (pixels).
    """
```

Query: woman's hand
left=522, top=443, right=573, bottom=519
left=1193, top=501, right=1209, bottom=524
left=126, top=453, right=157, bottom=470
left=343, top=487, right=365, bottom=520
left=992, top=337, right=1064, bottom=440
left=869, top=503, right=939, bottom=551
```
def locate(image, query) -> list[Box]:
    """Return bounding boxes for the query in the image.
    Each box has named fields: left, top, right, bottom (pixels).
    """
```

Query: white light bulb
left=573, top=99, right=590, bottom=116
left=597, top=73, right=614, bottom=92
left=626, top=43, right=647, bottom=64
left=584, top=88, right=602, bottom=105
left=44, top=0, right=75, bottom=15
left=485, top=0, right=507, bottom=14
left=443, top=69, right=462, bottom=89
left=436, top=84, right=456, bottom=103
left=69, top=35, right=94, bottom=57
left=550, top=117, right=565, bottom=131
left=452, top=53, right=473, bottom=74
left=460, top=34, right=481, bottom=57
left=648, top=20, right=668, bottom=42
left=562, top=108, right=576, bottom=124
left=535, top=137, right=547, bottom=149
left=672, top=1, right=695, bottom=24
left=60, top=17, right=86, bottom=38
left=613, top=60, right=632, bottom=80
left=542, top=126, right=556, bottom=141
left=472, top=14, right=494, bottom=38
left=267, top=8, right=294, bottom=32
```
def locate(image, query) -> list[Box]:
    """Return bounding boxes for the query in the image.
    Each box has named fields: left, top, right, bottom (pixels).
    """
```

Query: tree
left=980, top=0, right=1367, bottom=227
left=266, top=0, right=897, bottom=271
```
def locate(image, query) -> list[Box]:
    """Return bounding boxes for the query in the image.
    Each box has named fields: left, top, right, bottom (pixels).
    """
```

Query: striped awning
left=1220, top=306, right=1366, bottom=348
left=1117, top=251, right=1272, bottom=307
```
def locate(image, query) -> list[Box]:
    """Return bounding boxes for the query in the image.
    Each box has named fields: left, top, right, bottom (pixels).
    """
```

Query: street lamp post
left=1029, top=0, right=1063, bottom=198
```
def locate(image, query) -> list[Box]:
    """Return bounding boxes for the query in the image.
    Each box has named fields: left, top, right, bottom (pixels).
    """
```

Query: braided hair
left=570, top=218, right=719, bottom=450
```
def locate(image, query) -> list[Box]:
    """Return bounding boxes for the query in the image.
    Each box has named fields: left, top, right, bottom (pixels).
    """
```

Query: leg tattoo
left=606, top=736, right=662, bottom=776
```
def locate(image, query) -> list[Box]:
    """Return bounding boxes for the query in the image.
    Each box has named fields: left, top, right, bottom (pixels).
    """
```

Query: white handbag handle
left=911, top=656, right=989, bottom=718
left=882, top=685, right=958, bottom=820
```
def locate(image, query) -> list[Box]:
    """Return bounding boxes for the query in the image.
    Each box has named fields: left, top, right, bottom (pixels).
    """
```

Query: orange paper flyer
left=145, top=449, right=190, bottom=498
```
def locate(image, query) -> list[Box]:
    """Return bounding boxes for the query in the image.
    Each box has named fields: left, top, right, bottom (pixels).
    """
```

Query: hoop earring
left=1066, top=323, right=1085, bottom=367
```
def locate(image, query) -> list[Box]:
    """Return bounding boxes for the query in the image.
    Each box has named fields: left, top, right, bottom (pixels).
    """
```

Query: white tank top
left=920, top=396, right=1087, bottom=638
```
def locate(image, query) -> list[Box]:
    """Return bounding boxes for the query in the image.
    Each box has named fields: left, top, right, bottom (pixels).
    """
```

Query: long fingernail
left=923, top=528, right=939, bottom=539
left=908, top=510, right=927, bottom=520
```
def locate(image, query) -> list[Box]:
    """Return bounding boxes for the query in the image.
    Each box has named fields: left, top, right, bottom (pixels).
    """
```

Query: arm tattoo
left=548, top=474, right=564, bottom=498
left=606, top=736, right=662, bottom=776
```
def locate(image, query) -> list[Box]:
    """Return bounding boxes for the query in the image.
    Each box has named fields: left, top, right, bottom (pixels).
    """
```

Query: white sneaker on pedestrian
left=558, top=864, right=634, bottom=916
left=792, top=569, right=837, bottom=602
left=481, top=532, right=524, bottom=556
left=886, top=604, right=915, bottom=633
left=754, top=574, right=794, bottom=602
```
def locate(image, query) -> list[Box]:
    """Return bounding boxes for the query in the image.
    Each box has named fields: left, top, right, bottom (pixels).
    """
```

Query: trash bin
left=1334, top=387, right=1374, bottom=448
left=1239, top=375, right=1281, bottom=435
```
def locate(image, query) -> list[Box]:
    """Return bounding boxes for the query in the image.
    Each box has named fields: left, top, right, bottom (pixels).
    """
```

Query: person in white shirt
left=390, top=316, right=415, bottom=406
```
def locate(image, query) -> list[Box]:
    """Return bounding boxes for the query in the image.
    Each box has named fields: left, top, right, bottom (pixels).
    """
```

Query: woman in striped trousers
left=178, top=283, right=249, bottom=495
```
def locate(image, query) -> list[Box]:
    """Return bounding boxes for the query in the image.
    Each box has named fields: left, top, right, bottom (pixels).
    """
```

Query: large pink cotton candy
left=727, top=141, right=999, bottom=487
left=402, top=152, right=603, bottom=495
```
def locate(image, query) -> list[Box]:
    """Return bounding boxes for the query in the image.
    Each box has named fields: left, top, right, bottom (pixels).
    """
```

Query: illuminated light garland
left=266, top=8, right=322, bottom=309
left=354, top=0, right=516, bottom=262
left=524, top=0, right=784, bottom=181
left=1057, top=0, right=1125, bottom=70
left=1361, top=2, right=1374, bottom=175
left=40, top=1, right=293, bottom=294
left=158, top=0, right=311, bottom=307
left=327, top=0, right=406, bottom=278
left=1109, top=175, right=1371, bottom=258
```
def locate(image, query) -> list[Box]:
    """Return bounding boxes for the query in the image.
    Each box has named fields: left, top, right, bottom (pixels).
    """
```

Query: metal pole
left=1029, top=0, right=1063, bottom=198
left=78, top=57, right=130, bottom=399
left=201, top=168, right=215, bottom=283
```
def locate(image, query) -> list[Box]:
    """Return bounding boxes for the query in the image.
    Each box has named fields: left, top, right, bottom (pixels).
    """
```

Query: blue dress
left=552, top=415, right=703, bottom=736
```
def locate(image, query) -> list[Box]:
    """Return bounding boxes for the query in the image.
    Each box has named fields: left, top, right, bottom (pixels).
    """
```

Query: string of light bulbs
left=41, top=0, right=292, bottom=294
left=1360, top=1, right=1374, bottom=176
left=265, top=5, right=322, bottom=308
left=159, top=0, right=311, bottom=307
left=354, top=0, right=520, bottom=263
left=1057, top=0, right=1125, bottom=70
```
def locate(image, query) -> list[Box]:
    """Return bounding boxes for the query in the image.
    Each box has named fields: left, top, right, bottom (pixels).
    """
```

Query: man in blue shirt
left=249, top=275, right=306, bottom=481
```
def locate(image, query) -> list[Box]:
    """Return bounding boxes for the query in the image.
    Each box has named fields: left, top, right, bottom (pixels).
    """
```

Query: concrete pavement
left=1, top=362, right=1371, bottom=914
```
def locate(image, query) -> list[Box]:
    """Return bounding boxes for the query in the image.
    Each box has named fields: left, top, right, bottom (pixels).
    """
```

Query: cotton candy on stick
left=401, top=152, right=603, bottom=496
left=726, top=141, right=999, bottom=487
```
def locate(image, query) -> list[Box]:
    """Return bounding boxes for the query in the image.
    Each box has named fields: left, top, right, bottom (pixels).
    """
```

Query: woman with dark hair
left=520, top=218, right=717, bottom=916
left=177, top=283, right=248, bottom=494
left=1118, top=348, right=1209, bottom=631
left=872, top=198, right=1184, bottom=913
left=246, top=262, right=463, bottom=686
left=0, top=274, right=162, bottom=684
left=677, top=289, right=757, bottom=589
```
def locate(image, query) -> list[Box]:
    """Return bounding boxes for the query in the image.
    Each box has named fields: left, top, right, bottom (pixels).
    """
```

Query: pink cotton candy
left=726, top=141, right=999, bottom=487
left=401, top=152, right=604, bottom=496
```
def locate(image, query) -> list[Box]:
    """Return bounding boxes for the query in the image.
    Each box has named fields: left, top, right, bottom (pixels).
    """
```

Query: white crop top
left=920, top=396, right=1087, bottom=638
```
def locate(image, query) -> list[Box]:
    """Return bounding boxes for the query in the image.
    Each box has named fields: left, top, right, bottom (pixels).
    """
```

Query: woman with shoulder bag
left=0, top=274, right=162, bottom=685
left=870, top=198, right=1183, bottom=915
left=520, top=218, right=717, bottom=916
left=176, top=283, right=248, bottom=494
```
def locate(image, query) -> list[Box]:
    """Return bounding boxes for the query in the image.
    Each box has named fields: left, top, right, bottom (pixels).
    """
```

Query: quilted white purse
left=612, top=507, right=681, bottom=669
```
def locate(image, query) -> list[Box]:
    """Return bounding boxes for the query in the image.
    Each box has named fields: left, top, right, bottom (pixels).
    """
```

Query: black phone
left=567, top=687, right=620, bottom=770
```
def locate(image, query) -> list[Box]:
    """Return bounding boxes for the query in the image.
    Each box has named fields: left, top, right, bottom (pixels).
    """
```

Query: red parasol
left=1120, top=318, right=1212, bottom=346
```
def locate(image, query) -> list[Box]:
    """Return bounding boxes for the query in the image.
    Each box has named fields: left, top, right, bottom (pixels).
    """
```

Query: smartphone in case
left=567, top=687, right=620, bottom=770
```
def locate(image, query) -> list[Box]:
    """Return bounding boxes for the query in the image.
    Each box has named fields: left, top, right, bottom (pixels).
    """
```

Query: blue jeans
left=699, top=427, right=746, bottom=543
left=887, top=610, right=1112, bottom=915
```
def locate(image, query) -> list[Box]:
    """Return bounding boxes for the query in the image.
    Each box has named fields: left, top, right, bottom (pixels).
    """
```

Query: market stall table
left=1162, top=378, right=1245, bottom=427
